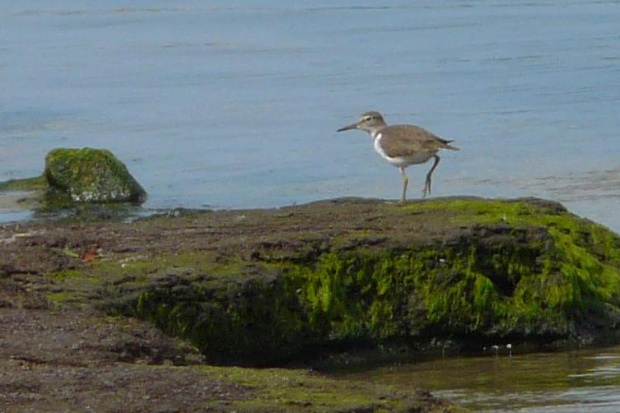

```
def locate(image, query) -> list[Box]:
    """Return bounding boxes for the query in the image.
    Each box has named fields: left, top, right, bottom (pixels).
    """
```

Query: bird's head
left=337, top=111, right=387, bottom=135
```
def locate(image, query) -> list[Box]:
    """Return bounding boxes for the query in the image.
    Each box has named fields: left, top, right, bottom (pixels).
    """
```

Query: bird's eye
left=364, top=116, right=373, bottom=122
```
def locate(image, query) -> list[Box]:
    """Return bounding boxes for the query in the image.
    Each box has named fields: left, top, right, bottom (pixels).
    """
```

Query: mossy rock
left=85, top=198, right=620, bottom=365
left=7, top=197, right=620, bottom=366
left=44, top=148, right=147, bottom=203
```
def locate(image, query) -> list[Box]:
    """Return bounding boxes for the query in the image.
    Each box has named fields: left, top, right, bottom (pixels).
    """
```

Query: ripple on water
left=337, top=346, right=620, bottom=411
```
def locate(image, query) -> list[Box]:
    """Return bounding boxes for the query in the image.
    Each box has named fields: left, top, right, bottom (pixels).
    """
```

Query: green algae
left=402, top=199, right=620, bottom=333
left=200, top=365, right=463, bottom=412
left=130, top=265, right=311, bottom=365
left=0, top=175, right=48, bottom=192
left=45, top=147, right=147, bottom=203
left=285, top=244, right=542, bottom=342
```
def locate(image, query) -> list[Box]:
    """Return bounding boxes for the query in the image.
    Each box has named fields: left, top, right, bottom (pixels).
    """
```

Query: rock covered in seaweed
left=6, top=196, right=620, bottom=366
left=44, top=148, right=147, bottom=204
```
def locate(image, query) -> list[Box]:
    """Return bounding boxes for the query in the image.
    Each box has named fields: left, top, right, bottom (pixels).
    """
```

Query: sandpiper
left=337, top=111, right=459, bottom=201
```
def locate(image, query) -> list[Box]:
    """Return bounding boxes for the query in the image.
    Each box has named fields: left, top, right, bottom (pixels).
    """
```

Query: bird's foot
left=422, top=185, right=430, bottom=198
left=423, top=177, right=432, bottom=198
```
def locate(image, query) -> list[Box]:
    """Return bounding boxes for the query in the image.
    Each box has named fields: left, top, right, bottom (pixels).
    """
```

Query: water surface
left=339, top=345, right=620, bottom=412
left=1, top=1, right=619, bottom=229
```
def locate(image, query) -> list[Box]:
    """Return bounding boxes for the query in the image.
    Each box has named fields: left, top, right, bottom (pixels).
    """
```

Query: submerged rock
left=44, top=147, right=147, bottom=204
left=0, top=176, right=48, bottom=213
left=0, top=175, right=48, bottom=192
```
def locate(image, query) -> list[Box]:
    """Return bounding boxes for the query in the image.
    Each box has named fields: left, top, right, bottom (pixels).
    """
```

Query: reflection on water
left=339, top=346, right=620, bottom=412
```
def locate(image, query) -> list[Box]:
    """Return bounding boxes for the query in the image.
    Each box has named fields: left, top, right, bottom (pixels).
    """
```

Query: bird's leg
left=400, top=167, right=409, bottom=202
left=423, top=155, right=441, bottom=198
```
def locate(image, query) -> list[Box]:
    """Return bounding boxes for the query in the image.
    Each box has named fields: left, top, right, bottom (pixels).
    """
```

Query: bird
left=337, top=111, right=459, bottom=202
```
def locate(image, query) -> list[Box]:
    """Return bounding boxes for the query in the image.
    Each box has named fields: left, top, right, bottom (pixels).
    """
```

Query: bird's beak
left=337, top=122, right=359, bottom=132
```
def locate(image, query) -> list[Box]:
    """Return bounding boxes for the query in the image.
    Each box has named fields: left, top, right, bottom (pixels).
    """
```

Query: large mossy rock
left=3, top=197, right=620, bottom=366
left=44, top=148, right=147, bottom=203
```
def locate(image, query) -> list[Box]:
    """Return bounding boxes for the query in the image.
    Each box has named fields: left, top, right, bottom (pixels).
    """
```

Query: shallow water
left=1, top=1, right=619, bottom=229
left=339, top=345, right=620, bottom=412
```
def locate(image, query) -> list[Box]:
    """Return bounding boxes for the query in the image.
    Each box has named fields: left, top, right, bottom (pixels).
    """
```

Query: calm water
left=339, top=345, right=620, bottom=412
left=1, top=1, right=620, bottom=229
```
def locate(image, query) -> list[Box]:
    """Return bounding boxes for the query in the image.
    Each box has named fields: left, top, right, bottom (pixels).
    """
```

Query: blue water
left=1, top=1, right=619, bottom=231
left=340, top=345, right=620, bottom=412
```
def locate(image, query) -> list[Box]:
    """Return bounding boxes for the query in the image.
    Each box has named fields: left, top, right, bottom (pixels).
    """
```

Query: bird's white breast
left=372, top=133, right=433, bottom=167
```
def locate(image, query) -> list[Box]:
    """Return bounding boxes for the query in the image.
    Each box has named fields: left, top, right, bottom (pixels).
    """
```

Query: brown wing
left=380, top=125, right=459, bottom=158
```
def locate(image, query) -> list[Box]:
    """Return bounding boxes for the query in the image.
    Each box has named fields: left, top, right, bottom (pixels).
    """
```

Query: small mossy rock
left=44, top=148, right=147, bottom=203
